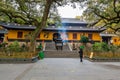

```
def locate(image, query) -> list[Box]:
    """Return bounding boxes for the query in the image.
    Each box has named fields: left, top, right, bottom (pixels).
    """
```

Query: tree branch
left=53, top=0, right=62, bottom=6
left=113, top=0, right=119, bottom=13
left=93, top=10, right=109, bottom=20
left=87, top=19, right=102, bottom=27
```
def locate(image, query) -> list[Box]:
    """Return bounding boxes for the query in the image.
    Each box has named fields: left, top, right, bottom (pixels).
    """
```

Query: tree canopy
left=0, top=0, right=85, bottom=52
left=0, top=0, right=85, bottom=27
left=82, top=0, right=120, bottom=34
left=0, top=0, right=61, bottom=25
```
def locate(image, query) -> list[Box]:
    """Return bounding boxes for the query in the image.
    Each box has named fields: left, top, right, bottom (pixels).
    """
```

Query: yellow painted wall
left=112, top=36, right=120, bottom=46
left=3, top=30, right=106, bottom=42
left=68, top=32, right=72, bottom=40
left=68, top=32, right=101, bottom=41
left=3, top=29, right=120, bottom=46
left=6, top=30, right=102, bottom=41
left=6, top=30, right=54, bottom=41
left=92, top=33, right=102, bottom=41
left=7, top=30, right=32, bottom=39
left=39, top=31, right=53, bottom=40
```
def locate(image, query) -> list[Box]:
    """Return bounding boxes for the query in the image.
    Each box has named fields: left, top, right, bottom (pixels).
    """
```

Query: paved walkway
left=0, top=58, right=120, bottom=80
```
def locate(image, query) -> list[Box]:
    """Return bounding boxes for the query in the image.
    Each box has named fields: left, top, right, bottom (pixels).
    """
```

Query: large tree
left=0, top=0, right=85, bottom=52
left=82, top=0, right=120, bottom=35
left=0, top=0, right=59, bottom=52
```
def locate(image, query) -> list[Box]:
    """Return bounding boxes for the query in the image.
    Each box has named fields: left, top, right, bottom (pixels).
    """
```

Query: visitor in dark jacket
left=79, top=48, right=83, bottom=62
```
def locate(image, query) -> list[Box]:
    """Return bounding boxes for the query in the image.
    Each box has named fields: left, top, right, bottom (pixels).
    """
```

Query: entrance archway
left=53, top=33, right=61, bottom=41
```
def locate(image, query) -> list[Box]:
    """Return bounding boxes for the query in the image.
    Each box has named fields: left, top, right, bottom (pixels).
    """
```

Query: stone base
left=85, top=57, right=120, bottom=62
left=0, top=56, right=38, bottom=63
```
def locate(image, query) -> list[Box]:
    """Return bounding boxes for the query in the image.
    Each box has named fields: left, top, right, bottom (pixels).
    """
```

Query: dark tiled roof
left=61, top=18, right=88, bottom=27
left=0, top=29, right=8, bottom=34
left=0, top=22, right=36, bottom=30
left=61, top=18, right=88, bottom=24
left=0, top=22, right=105, bottom=32
left=44, top=27, right=105, bottom=32
left=100, top=33, right=117, bottom=37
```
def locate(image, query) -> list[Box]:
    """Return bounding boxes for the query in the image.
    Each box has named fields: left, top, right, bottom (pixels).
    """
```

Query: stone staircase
left=45, top=42, right=70, bottom=51
left=44, top=42, right=79, bottom=58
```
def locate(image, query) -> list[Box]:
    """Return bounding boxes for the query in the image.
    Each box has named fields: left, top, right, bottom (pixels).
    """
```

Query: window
left=17, top=32, right=23, bottom=38
left=114, top=39, right=117, bottom=42
left=44, top=32, right=49, bottom=38
left=73, top=33, right=77, bottom=39
left=88, top=34, right=92, bottom=39
left=37, top=34, right=40, bottom=38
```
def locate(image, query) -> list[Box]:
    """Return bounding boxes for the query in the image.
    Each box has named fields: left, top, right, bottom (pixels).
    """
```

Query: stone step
left=45, top=42, right=70, bottom=51
left=44, top=50, right=79, bottom=58
left=44, top=42, right=78, bottom=58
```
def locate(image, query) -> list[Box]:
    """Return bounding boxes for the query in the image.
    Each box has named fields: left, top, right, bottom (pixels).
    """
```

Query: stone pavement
left=0, top=63, right=34, bottom=80
left=0, top=58, right=120, bottom=80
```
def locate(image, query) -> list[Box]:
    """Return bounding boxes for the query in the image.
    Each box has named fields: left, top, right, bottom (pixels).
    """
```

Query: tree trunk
left=29, top=0, right=54, bottom=52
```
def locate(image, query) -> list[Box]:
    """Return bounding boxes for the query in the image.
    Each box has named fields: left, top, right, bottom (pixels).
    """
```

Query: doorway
left=0, top=34, right=4, bottom=43
left=102, top=36, right=111, bottom=44
left=53, top=33, right=61, bottom=41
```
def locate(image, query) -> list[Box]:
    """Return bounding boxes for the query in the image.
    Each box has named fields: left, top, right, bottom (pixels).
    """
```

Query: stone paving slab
left=0, top=63, right=34, bottom=80
left=20, top=58, right=120, bottom=80
left=0, top=58, right=120, bottom=80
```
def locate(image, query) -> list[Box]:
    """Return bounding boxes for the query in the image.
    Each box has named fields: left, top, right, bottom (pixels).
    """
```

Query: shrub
left=7, top=41, right=21, bottom=52
left=92, top=42, right=109, bottom=52
left=109, top=45, right=118, bottom=54
left=92, top=42, right=102, bottom=52
left=80, top=36, right=89, bottom=43
left=37, top=43, right=43, bottom=50
left=101, top=42, right=109, bottom=52
left=0, top=42, right=7, bottom=48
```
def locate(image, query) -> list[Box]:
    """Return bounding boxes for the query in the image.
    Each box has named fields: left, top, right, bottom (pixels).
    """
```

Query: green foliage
left=0, top=0, right=86, bottom=52
left=92, top=42, right=102, bottom=52
left=12, top=18, right=25, bottom=24
left=92, top=42, right=119, bottom=53
left=92, top=42, right=109, bottom=52
left=0, top=0, right=60, bottom=26
left=7, top=41, right=21, bottom=52
left=0, top=42, right=7, bottom=48
left=80, top=36, right=89, bottom=43
left=82, top=0, right=120, bottom=33
left=37, top=43, right=43, bottom=50
left=109, top=45, right=118, bottom=53
left=101, top=42, right=109, bottom=52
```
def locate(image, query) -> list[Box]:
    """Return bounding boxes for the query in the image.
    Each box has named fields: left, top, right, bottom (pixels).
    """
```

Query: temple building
left=0, top=18, right=120, bottom=46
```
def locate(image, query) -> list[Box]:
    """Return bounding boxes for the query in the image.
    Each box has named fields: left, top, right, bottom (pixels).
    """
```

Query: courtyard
left=0, top=58, right=120, bottom=80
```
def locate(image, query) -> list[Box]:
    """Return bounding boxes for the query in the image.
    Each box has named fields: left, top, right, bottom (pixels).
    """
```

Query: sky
left=57, top=5, right=84, bottom=18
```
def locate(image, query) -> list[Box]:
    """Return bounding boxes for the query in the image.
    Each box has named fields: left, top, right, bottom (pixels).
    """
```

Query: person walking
left=79, top=48, right=83, bottom=62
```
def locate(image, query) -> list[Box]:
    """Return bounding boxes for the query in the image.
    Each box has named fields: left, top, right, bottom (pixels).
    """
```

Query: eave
left=0, top=23, right=105, bottom=33
left=0, top=29, right=8, bottom=34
